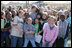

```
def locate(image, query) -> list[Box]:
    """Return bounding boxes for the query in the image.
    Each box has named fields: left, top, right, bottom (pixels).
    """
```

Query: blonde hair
left=48, top=15, right=57, bottom=22
left=27, top=17, right=32, bottom=21
left=1, top=10, right=5, bottom=15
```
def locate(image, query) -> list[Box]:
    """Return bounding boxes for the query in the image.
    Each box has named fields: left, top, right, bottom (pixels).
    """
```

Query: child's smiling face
left=31, top=7, right=37, bottom=12
left=47, top=16, right=57, bottom=26
left=27, top=19, right=32, bottom=25
left=27, top=18, right=32, bottom=25
left=35, top=19, right=39, bottom=24
left=60, top=15, right=65, bottom=22
left=48, top=18, right=55, bottom=25
left=37, top=15, right=40, bottom=18
left=42, top=14, right=47, bottom=19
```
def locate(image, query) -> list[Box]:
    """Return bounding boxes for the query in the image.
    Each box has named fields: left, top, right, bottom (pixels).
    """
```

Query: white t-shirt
left=43, top=22, right=48, bottom=30
left=11, top=16, right=24, bottom=37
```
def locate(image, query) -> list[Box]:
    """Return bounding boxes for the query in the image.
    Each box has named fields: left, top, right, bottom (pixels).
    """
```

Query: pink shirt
left=42, top=23, right=59, bottom=44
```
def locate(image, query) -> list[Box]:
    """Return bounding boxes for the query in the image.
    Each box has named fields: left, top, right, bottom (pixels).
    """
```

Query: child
left=34, top=18, right=45, bottom=47
left=42, top=12, right=48, bottom=23
left=24, top=12, right=30, bottom=23
left=11, top=10, right=24, bottom=47
left=29, top=5, right=38, bottom=20
left=1, top=11, right=11, bottom=47
left=66, top=16, right=71, bottom=40
left=1, top=11, right=5, bottom=29
left=42, top=16, right=59, bottom=47
left=64, top=10, right=69, bottom=19
left=34, top=18, right=42, bottom=47
left=36, top=13, right=42, bottom=20
left=56, top=15, right=69, bottom=47
left=1, top=11, right=5, bottom=47
left=23, top=17, right=36, bottom=47
left=38, top=19, right=45, bottom=47
left=34, top=18, right=39, bottom=34
left=64, top=14, right=71, bottom=47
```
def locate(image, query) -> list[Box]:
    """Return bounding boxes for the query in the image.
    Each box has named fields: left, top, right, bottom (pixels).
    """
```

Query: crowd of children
left=1, top=5, right=71, bottom=47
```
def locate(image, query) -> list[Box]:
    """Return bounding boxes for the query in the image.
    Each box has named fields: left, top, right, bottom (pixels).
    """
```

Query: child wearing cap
left=29, top=5, right=38, bottom=20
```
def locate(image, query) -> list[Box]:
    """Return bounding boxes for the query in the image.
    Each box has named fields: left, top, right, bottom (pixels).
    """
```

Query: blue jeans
left=1, top=35, right=10, bottom=47
left=36, top=43, right=42, bottom=47
left=11, top=35, right=23, bottom=47
left=23, top=39, right=36, bottom=47
left=42, top=41, right=52, bottom=47
left=64, top=38, right=68, bottom=47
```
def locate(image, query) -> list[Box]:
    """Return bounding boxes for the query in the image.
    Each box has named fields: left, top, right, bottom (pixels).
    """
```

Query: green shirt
left=1, top=19, right=4, bottom=29
left=34, top=24, right=39, bottom=34
left=4, top=18, right=10, bottom=25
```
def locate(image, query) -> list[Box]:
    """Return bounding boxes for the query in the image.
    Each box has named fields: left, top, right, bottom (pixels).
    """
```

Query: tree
left=1, top=3, right=5, bottom=10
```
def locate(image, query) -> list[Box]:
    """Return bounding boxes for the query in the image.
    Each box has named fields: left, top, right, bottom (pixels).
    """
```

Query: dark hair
left=60, top=15, right=65, bottom=19
left=37, top=13, right=42, bottom=17
left=18, top=10, right=24, bottom=16
left=24, top=12, right=30, bottom=18
left=31, top=6, right=39, bottom=13
left=35, top=18, right=39, bottom=21
left=9, top=6, right=12, bottom=11
left=6, top=11, right=10, bottom=18
left=12, top=10, right=16, bottom=18
left=66, top=13, right=69, bottom=19
left=19, top=6, right=22, bottom=10
left=36, top=13, right=42, bottom=19
left=36, top=8, right=40, bottom=13
left=34, top=18, right=39, bottom=24
left=17, top=11, right=18, bottom=16
left=61, top=15, right=65, bottom=17
left=24, top=12, right=29, bottom=16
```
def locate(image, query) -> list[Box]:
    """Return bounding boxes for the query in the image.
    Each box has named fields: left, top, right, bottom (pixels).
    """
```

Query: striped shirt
left=57, top=20, right=68, bottom=39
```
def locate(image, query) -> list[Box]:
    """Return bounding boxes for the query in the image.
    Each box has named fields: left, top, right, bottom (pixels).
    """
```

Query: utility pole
left=26, top=1, right=29, bottom=7
left=26, top=1, right=27, bottom=7
left=28, top=1, right=29, bottom=5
